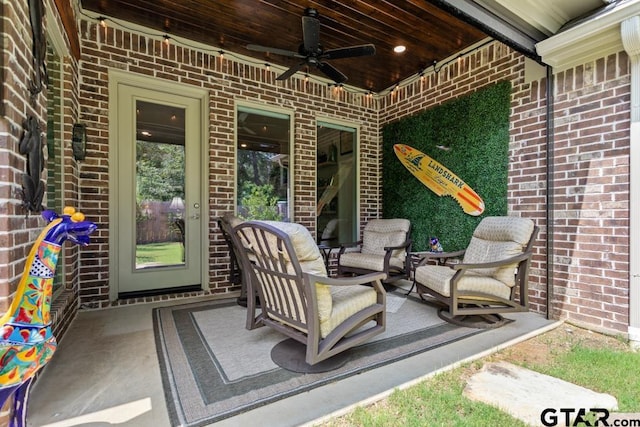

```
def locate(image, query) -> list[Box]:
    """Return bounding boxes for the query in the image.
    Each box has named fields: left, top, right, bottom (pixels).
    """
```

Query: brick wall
left=0, top=0, right=82, bottom=422
left=2, top=8, right=630, bottom=337
left=77, top=18, right=379, bottom=307
left=378, top=41, right=631, bottom=335
left=550, top=54, right=630, bottom=334
left=0, top=0, right=81, bottom=324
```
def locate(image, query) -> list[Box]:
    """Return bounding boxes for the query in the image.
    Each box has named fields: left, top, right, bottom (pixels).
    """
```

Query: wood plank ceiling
left=80, top=0, right=491, bottom=92
left=79, top=0, right=606, bottom=92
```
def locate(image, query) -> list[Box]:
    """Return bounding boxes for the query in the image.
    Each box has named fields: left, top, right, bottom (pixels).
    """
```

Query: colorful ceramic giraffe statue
left=0, top=207, right=97, bottom=427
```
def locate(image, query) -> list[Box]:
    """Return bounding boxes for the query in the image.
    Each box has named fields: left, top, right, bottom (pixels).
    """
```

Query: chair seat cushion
left=414, top=264, right=512, bottom=300
left=320, top=285, right=378, bottom=338
left=339, top=252, right=404, bottom=272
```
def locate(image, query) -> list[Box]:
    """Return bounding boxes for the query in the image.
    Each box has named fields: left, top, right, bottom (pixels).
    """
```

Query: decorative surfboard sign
left=393, top=144, right=485, bottom=216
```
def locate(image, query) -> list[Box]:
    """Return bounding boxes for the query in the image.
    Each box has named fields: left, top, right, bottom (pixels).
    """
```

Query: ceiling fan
left=246, top=7, right=375, bottom=84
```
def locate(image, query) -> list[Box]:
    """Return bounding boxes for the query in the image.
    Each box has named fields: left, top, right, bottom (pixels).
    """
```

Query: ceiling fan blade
left=246, top=44, right=300, bottom=58
left=302, top=15, right=320, bottom=52
left=276, top=62, right=306, bottom=80
left=242, top=125, right=256, bottom=135
left=323, top=44, right=376, bottom=60
left=317, top=62, right=347, bottom=84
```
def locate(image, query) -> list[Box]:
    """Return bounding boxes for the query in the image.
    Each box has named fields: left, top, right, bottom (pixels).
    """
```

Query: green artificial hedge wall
left=382, top=80, right=511, bottom=252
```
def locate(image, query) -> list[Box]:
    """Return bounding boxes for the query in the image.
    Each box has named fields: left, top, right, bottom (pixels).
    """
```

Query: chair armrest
left=451, top=251, right=532, bottom=271
left=338, top=240, right=363, bottom=255
left=306, top=272, right=387, bottom=293
left=415, top=249, right=466, bottom=267
left=383, top=238, right=412, bottom=252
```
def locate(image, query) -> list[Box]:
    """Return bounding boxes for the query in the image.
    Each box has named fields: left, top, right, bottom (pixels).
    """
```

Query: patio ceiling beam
left=426, top=0, right=542, bottom=63
left=53, top=0, right=80, bottom=59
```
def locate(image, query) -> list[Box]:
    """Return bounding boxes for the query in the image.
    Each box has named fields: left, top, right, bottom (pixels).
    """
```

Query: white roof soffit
left=536, top=0, right=640, bottom=70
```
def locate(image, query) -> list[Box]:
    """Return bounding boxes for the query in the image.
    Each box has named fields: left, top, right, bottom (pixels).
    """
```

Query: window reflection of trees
left=236, top=108, right=290, bottom=220
left=134, top=140, right=185, bottom=267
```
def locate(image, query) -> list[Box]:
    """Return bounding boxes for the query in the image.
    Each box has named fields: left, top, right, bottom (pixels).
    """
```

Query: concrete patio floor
left=27, top=283, right=559, bottom=427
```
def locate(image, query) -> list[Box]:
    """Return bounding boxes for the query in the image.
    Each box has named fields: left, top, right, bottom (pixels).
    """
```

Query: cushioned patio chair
left=218, top=214, right=265, bottom=330
left=413, top=216, right=539, bottom=328
left=234, top=220, right=386, bottom=372
left=337, top=218, right=412, bottom=285
left=217, top=216, right=243, bottom=298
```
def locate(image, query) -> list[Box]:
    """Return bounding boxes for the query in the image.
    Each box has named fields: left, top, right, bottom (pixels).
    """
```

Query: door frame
left=107, top=69, right=210, bottom=301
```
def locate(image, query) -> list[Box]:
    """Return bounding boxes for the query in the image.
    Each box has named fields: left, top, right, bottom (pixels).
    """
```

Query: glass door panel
left=317, top=122, right=357, bottom=246
left=236, top=105, right=292, bottom=220
left=135, top=101, right=186, bottom=269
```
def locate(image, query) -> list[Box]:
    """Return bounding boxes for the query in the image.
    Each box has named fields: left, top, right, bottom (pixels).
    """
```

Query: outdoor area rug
left=153, top=290, right=482, bottom=427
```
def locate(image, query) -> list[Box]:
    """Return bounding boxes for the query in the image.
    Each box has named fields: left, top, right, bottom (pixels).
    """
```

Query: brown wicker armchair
left=234, top=220, right=386, bottom=372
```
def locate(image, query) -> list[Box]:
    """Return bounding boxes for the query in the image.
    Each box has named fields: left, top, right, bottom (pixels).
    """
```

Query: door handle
left=191, top=202, right=200, bottom=219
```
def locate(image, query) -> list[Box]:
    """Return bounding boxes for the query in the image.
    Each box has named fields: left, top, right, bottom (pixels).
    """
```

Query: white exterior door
left=112, top=79, right=205, bottom=295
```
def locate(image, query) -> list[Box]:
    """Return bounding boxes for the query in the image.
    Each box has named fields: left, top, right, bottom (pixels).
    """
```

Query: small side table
left=318, top=244, right=336, bottom=273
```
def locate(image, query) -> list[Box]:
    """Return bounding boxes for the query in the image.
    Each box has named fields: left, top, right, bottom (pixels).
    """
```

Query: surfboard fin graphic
left=393, top=144, right=485, bottom=216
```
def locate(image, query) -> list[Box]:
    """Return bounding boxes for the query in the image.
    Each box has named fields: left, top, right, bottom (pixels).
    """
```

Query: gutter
left=545, top=65, right=554, bottom=320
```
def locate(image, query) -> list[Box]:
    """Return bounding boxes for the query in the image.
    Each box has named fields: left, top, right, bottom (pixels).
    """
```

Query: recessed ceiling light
left=393, top=45, right=406, bottom=53
left=141, top=131, right=152, bottom=137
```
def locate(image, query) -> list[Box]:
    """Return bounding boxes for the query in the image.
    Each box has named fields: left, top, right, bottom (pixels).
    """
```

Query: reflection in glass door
left=317, top=122, right=357, bottom=246
left=135, top=101, right=186, bottom=269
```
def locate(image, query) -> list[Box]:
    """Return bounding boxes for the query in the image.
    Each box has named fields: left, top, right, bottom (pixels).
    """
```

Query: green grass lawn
left=325, top=326, right=639, bottom=427
left=136, top=242, right=183, bottom=267
left=530, top=346, right=640, bottom=412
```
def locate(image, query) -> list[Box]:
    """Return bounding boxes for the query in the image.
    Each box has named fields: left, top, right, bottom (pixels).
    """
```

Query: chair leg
left=404, top=279, right=417, bottom=296
left=437, top=307, right=512, bottom=329
left=244, top=274, right=263, bottom=330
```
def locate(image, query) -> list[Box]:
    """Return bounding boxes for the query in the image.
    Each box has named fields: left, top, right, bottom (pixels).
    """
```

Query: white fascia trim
left=536, top=0, right=640, bottom=70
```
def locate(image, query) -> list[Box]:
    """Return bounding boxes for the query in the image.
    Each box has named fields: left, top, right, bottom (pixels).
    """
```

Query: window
left=46, top=36, right=65, bottom=296
left=317, top=121, right=357, bottom=246
left=236, top=104, right=292, bottom=220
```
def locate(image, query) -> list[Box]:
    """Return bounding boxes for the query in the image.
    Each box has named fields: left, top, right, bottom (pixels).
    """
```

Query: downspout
left=621, top=17, right=640, bottom=348
left=545, top=65, right=555, bottom=320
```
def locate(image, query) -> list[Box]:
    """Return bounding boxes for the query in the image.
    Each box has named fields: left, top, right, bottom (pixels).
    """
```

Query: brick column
left=621, top=16, right=640, bottom=348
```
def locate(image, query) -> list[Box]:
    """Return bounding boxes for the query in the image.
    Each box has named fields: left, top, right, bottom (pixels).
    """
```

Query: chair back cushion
left=462, top=216, right=535, bottom=286
left=361, top=218, right=410, bottom=260
left=238, top=221, right=332, bottom=323
left=257, top=221, right=327, bottom=277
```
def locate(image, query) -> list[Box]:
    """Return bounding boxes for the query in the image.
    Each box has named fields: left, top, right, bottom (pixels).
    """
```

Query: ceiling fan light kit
left=246, top=7, right=375, bottom=84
